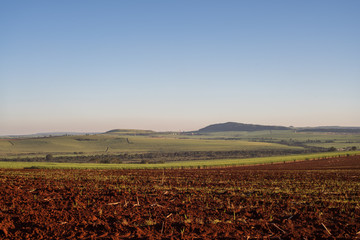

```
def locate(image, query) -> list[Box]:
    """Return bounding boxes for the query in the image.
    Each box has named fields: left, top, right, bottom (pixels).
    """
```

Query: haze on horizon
left=1, top=1, right=359, bottom=135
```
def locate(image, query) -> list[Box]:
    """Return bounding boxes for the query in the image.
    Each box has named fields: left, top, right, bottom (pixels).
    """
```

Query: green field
left=0, top=133, right=302, bottom=158
left=0, top=151, right=358, bottom=169
left=182, top=130, right=360, bottom=149
left=1, top=129, right=359, bottom=166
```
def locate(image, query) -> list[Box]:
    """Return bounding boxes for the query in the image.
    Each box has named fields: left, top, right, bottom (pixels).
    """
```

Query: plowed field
left=1, top=155, right=360, bottom=239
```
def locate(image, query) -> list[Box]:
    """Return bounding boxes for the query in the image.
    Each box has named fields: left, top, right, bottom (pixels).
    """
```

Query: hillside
left=297, top=127, right=360, bottom=133
left=197, top=122, right=291, bottom=132
left=105, top=129, right=154, bottom=135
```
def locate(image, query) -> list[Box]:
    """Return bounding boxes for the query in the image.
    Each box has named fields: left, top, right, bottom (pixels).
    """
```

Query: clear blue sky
left=1, top=0, right=359, bottom=135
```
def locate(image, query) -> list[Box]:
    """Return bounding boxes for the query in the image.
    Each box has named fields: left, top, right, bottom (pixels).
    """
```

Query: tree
left=328, top=147, right=337, bottom=152
left=46, top=154, right=53, bottom=161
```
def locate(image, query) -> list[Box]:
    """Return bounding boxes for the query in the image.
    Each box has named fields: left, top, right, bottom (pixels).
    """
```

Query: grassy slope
left=185, top=130, right=360, bottom=149
left=0, top=133, right=300, bottom=158
left=0, top=151, right=358, bottom=169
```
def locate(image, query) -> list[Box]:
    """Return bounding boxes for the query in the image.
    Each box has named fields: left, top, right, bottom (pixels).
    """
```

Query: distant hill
left=105, top=129, right=155, bottom=135
left=197, top=122, right=291, bottom=132
left=195, top=122, right=360, bottom=133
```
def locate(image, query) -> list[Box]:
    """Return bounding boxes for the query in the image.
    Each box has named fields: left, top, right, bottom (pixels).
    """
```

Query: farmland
left=0, top=133, right=301, bottom=158
left=1, top=155, right=360, bottom=239
left=1, top=129, right=360, bottom=164
left=1, top=127, right=360, bottom=238
left=185, top=130, right=360, bottom=150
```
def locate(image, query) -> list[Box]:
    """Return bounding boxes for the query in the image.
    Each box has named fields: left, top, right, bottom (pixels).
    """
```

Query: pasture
left=0, top=133, right=301, bottom=159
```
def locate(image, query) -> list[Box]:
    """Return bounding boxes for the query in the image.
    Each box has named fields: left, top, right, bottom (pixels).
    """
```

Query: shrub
left=328, top=147, right=337, bottom=152
left=45, top=154, right=53, bottom=161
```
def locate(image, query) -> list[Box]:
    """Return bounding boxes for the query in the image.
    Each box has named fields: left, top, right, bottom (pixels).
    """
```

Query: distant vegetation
left=1, top=122, right=360, bottom=165
left=0, top=133, right=303, bottom=163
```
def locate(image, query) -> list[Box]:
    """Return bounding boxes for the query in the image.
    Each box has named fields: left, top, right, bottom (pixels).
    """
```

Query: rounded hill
left=197, top=122, right=291, bottom=132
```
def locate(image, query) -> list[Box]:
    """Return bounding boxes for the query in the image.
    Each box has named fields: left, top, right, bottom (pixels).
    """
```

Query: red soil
left=0, top=155, right=360, bottom=239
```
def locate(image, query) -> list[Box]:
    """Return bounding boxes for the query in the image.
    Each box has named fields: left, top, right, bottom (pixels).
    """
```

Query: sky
left=1, top=0, right=359, bottom=135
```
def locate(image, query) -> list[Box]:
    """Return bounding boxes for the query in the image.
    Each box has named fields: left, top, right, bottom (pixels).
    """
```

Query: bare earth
left=0, top=155, right=359, bottom=239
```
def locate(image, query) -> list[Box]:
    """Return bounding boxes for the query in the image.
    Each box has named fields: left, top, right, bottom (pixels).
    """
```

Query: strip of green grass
left=0, top=151, right=358, bottom=169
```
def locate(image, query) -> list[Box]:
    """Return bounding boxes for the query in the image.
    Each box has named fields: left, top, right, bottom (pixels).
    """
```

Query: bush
left=328, top=147, right=337, bottom=152
left=45, top=154, right=53, bottom=161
